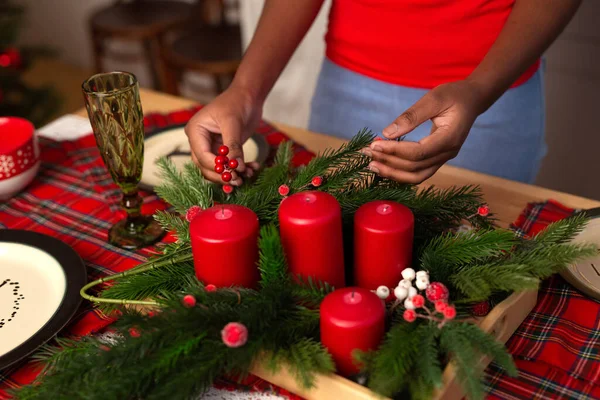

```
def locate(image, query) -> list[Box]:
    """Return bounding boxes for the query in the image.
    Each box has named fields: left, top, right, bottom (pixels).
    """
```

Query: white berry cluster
left=393, top=268, right=429, bottom=310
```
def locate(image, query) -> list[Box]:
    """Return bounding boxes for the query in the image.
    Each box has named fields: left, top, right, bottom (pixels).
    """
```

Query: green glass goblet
left=82, top=71, right=164, bottom=250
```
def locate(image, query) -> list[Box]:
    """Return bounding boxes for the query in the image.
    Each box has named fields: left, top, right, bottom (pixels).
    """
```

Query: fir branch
left=421, top=229, right=516, bottom=284
left=258, top=224, right=289, bottom=289
left=452, top=242, right=597, bottom=301
left=414, top=324, right=443, bottom=389
left=154, top=210, right=190, bottom=242
left=366, top=323, right=420, bottom=396
left=440, top=323, right=483, bottom=400
left=267, top=338, right=335, bottom=388
left=532, top=214, right=588, bottom=245
left=99, top=260, right=196, bottom=312
left=441, top=321, right=517, bottom=400
left=154, top=157, right=212, bottom=214
left=254, top=140, right=293, bottom=187
left=291, top=276, right=335, bottom=308
left=291, top=128, right=374, bottom=189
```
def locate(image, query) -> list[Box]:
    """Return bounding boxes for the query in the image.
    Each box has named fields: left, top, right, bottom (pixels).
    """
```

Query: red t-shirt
left=325, top=0, right=539, bottom=89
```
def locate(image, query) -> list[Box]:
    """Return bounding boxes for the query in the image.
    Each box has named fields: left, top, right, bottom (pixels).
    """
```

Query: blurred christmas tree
left=0, top=1, right=61, bottom=127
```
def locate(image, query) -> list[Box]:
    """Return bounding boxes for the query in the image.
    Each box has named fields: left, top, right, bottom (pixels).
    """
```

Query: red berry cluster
left=402, top=282, right=457, bottom=328
left=214, top=145, right=239, bottom=183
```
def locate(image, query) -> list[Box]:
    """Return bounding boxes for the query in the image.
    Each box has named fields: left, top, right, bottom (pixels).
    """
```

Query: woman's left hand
left=365, top=79, right=485, bottom=184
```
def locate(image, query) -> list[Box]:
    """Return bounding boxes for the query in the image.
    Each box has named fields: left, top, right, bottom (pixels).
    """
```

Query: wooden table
left=75, top=88, right=600, bottom=226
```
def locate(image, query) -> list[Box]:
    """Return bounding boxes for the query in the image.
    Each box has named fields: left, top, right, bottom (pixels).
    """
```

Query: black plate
left=0, top=230, right=87, bottom=370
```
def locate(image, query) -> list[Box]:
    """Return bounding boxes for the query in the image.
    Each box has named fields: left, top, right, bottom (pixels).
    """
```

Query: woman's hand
left=365, top=80, right=485, bottom=184
left=185, top=84, right=263, bottom=185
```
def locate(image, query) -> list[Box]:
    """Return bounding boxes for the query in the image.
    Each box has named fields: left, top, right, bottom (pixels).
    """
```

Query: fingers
left=369, top=127, right=458, bottom=162
left=369, top=148, right=456, bottom=173
left=369, top=161, right=443, bottom=184
left=382, top=91, right=444, bottom=139
left=220, top=118, right=247, bottom=173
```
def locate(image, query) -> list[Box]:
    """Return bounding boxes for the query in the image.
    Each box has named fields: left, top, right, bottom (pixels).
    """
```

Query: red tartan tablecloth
left=1, top=109, right=599, bottom=399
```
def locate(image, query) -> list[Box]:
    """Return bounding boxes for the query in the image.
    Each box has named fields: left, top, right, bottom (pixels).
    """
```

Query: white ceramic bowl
left=0, top=117, right=40, bottom=201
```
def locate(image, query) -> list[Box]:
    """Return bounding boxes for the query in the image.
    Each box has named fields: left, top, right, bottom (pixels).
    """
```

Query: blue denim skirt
left=309, top=59, right=546, bottom=183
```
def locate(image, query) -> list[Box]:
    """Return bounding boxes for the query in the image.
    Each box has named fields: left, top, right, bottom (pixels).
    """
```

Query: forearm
left=232, top=0, right=324, bottom=103
left=467, top=0, right=581, bottom=113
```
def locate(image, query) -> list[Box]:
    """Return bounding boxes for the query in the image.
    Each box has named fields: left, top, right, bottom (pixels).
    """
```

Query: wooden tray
left=251, top=289, right=538, bottom=400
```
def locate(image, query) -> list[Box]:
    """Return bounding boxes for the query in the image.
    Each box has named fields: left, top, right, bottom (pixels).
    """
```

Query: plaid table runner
left=1, top=109, right=599, bottom=399
left=485, top=200, right=600, bottom=399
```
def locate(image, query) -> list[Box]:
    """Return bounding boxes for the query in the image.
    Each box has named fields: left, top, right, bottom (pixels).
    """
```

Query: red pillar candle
left=190, top=204, right=260, bottom=288
left=354, top=200, right=414, bottom=291
left=278, top=191, right=345, bottom=288
left=320, top=287, right=385, bottom=376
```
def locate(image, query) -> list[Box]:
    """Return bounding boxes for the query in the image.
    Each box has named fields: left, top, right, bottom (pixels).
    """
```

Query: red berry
left=411, top=294, right=425, bottom=308
left=435, top=300, right=448, bottom=313
left=228, top=159, right=239, bottom=169
left=182, top=294, right=196, bottom=308
left=221, top=322, right=248, bottom=348
left=205, top=284, right=217, bottom=292
left=403, top=309, right=417, bottom=323
left=443, top=305, right=456, bottom=320
left=471, top=301, right=491, bottom=317
left=278, top=184, right=290, bottom=196
left=221, top=171, right=232, bottom=182
left=215, top=164, right=225, bottom=173
left=218, top=145, right=229, bottom=156
left=477, top=205, right=490, bottom=217
left=185, top=205, right=202, bottom=222
left=128, top=327, right=141, bottom=338
left=215, top=155, right=228, bottom=165
left=222, top=185, right=233, bottom=194
left=147, top=310, right=157, bottom=318
left=311, top=176, right=323, bottom=187
left=426, top=282, right=449, bottom=302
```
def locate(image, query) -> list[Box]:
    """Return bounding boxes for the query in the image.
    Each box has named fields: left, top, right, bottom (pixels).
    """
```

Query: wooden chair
left=160, top=0, right=242, bottom=96
left=89, top=0, right=194, bottom=89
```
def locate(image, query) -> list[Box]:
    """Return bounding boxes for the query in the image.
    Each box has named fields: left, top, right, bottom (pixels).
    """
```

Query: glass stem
left=122, top=190, right=142, bottom=232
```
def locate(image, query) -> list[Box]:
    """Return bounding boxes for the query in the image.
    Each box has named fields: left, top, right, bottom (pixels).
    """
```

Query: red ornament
left=185, top=205, right=202, bottom=222
left=221, top=322, right=248, bottom=348
left=434, top=300, right=447, bottom=313
left=205, top=284, right=217, bottom=292
left=425, top=282, right=449, bottom=302
left=218, top=145, right=230, bottom=156
left=278, top=184, right=290, bottom=197
left=443, top=305, right=456, bottom=320
left=221, top=171, right=232, bottom=182
left=182, top=294, right=197, bottom=308
left=128, top=327, right=141, bottom=338
left=228, top=159, right=239, bottom=170
left=311, top=176, right=323, bottom=187
left=411, top=294, right=425, bottom=308
left=477, top=205, right=490, bottom=217
left=471, top=301, right=491, bottom=317
left=215, top=164, right=225, bottom=173
left=215, top=155, right=228, bottom=165
left=222, top=184, right=233, bottom=194
left=403, top=309, right=417, bottom=323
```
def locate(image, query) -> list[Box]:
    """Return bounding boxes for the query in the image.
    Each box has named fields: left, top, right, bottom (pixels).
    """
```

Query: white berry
left=394, top=286, right=408, bottom=300
left=416, top=270, right=429, bottom=280
left=375, top=286, right=390, bottom=300
left=408, top=286, right=417, bottom=298
left=404, top=297, right=415, bottom=310
left=401, top=268, right=416, bottom=281
left=398, top=279, right=412, bottom=289
left=415, top=278, right=429, bottom=291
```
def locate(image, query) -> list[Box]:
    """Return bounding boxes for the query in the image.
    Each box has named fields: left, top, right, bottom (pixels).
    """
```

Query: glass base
left=108, top=216, right=165, bottom=250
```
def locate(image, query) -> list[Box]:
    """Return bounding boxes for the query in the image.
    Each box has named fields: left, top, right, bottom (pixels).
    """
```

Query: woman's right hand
left=185, top=84, right=263, bottom=185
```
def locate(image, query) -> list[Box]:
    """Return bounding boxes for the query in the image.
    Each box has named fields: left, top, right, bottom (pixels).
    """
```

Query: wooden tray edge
left=251, top=289, right=538, bottom=400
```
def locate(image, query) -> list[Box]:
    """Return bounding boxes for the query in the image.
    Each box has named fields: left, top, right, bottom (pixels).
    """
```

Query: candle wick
left=383, top=205, right=389, bottom=212
left=351, top=290, right=355, bottom=299
left=221, top=205, right=224, bottom=217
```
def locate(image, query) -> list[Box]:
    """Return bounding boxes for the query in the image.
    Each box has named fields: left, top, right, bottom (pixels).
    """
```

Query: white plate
left=0, top=230, right=86, bottom=369
left=141, top=126, right=269, bottom=190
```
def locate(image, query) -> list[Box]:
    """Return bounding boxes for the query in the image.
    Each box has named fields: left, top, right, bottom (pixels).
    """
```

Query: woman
left=185, top=0, right=581, bottom=185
